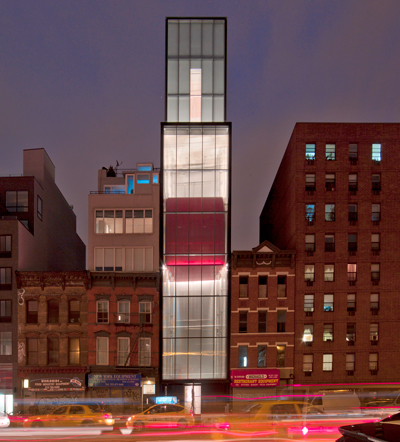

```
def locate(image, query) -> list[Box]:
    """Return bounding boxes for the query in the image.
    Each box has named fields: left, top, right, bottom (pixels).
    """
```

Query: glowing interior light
left=302, top=427, right=309, bottom=436
left=190, top=68, right=202, bottom=122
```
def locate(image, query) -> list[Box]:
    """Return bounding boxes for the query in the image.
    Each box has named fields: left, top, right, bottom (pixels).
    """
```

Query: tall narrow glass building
left=161, top=18, right=231, bottom=409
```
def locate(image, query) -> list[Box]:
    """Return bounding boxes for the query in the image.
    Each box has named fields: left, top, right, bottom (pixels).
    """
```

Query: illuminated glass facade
left=162, top=18, right=230, bottom=381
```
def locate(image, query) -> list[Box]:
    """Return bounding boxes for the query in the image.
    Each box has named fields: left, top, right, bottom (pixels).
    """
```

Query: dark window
left=258, top=276, right=267, bottom=298
left=139, top=302, right=151, bottom=323
left=26, top=300, right=38, bottom=323
left=0, top=236, right=11, bottom=258
left=372, top=204, right=381, bottom=221
left=371, top=264, right=380, bottom=281
left=69, top=300, right=80, bottom=323
left=277, top=275, right=287, bottom=297
left=258, top=311, right=267, bottom=333
left=0, top=300, right=12, bottom=323
left=349, top=143, right=358, bottom=160
left=349, top=174, right=358, bottom=191
left=325, top=174, right=335, bottom=191
left=347, top=323, right=355, bottom=343
left=349, top=204, right=358, bottom=221
left=37, top=196, right=43, bottom=221
left=277, top=310, right=286, bottom=332
left=347, top=294, right=356, bottom=312
left=27, top=338, right=38, bottom=365
left=0, top=268, right=12, bottom=290
left=348, top=234, right=357, bottom=252
left=47, top=300, right=59, bottom=323
left=325, top=234, right=335, bottom=251
left=371, top=234, right=380, bottom=251
left=239, top=276, right=248, bottom=298
left=372, top=174, right=381, bottom=191
left=48, top=337, right=59, bottom=365
left=305, top=235, right=315, bottom=252
left=370, top=293, right=379, bottom=311
left=239, top=312, right=248, bottom=333
left=6, top=191, right=28, bottom=212
left=305, top=174, right=316, bottom=191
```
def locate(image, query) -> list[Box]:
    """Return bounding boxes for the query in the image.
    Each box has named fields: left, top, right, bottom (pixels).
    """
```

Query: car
left=126, top=404, right=194, bottom=431
left=22, top=404, right=114, bottom=428
left=0, top=413, right=10, bottom=428
left=7, top=411, right=26, bottom=427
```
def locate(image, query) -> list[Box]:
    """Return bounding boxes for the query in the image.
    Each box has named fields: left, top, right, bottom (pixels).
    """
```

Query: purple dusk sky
left=1, top=1, right=400, bottom=253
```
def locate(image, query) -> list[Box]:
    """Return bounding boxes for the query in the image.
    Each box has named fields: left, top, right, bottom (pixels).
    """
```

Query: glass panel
left=213, top=59, right=224, bottom=95
left=179, top=22, right=190, bottom=56
left=164, top=131, right=177, bottom=169
left=188, top=338, right=201, bottom=378
left=213, top=96, right=224, bottom=121
left=179, top=96, right=189, bottom=122
left=167, top=96, right=178, bottom=122
left=168, top=22, right=178, bottom=56
left=202, top=96, right=212, bottom=122
left=202, top=59, right=213, bottom=94
left=134, top=248, right=143, bottom=271
left=176, top=339, right=188, bottom=379
left=191, top=22, right=201, bottom=56
left=168, top=60, right=178, bottom=94
left=179, top=59, right=189, bottom=94
left=202, top=22, right=213, bottom=56
left=214, top=21, right=225, bottom=57
left=104, top=249, right=114, bottom=271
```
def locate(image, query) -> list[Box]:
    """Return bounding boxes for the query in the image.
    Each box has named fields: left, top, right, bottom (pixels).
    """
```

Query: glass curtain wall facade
left=162, top=18, right=230, bottom=380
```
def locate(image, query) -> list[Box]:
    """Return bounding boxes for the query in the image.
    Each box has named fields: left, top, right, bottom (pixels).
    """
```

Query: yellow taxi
left=23, top=404, right=114, bottom=428
left=126, top=403, right=194, bottom=430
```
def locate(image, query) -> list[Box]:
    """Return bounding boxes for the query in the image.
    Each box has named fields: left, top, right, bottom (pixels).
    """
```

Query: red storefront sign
left=230, top=369, right=280, bottom=388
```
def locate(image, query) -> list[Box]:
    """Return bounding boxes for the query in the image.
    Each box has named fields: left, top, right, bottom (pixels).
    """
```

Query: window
left=277, top=276, right=287, bottom=298
left=26, top=300, right=38, bottom=323
left=117, top=337, right=130, bottom=366
left=348, top=264, right=357, bottom=282
left=258, top=311, right=267, bottom=333
left=324, top=294, right=334, bottom=312
left=117, top=300, right=130, bottom=323
left=349, top=143, right=358, bottom=160
left=69, top=338, right=80, bottom=365
left=276, top=345, right=286, bottom=367
left=306, top=174, right=316, bottom=192
left=372, top=143, right=381, bottom=162
left=138, top=165, right=152, bottom=172
left=306, top=204, right=315, bottom=223
left=96, top=300, right=109, bottom=323
left=323, top=324, right=333, bottom=341
left=305, top=235, right=315, bottom=252
left=370, top=323, right=379, bottom=342
left=139, top=301, right=151, bottom=324
left=305, top=265, right=315, bottom=282
left=96, top=336, right=109, bottom=365
left=0, top=332, right=11, bottom=355
left=349, top=174, right=358, bottom=191
left=190, top=67, right=202, bottom=122
left=369, top=353, right=378, bottom=371
left=326, top=144, right=335, bottom=160
left=277, top=310, right=286, bottom=332
left=69, top=300, right=80, bottom=323
left=372, top=204, right=381, bottom=222
left=303, top=354, right=313, bottom=372
left=6, top=190, right=28, bottom=212
left=349, top=204, right=358, bottom=221
left=257, top=345, right=266, bottom=367
left=371, top=264, right=380, bottom=281
left=325, top=174, right=335, bottom=191
left=95, top=210, right=123, bottom=234
left=27, top=338, right=38, bottom=365
left=304, top=294, right=314, bottom=312
left=153, top=174, right=159, bottom=184
left=137, top=174, right=150, bottom=184
left=238, top=346, right=248, bottom=368
left=372, top=174, right=381, bottom=191
left=95, top=247, right=153, bottom=271
left=37, top=196, right=43, bottom=220
left=239, top=311, right=248, bottom=333
left=346, top=354, right=355, bottom=372
left=48, top=337, right=59, bottom=365
left=324, top=264, right=334, bottom=282
left=346, top=323, right=355, bottom=343
left=303, top=324, right=313, bottom=342
left=47, top=299, right=59, bottom=324
left=139, top=337, right=151, bottom=366
left=239, top=276, right=248, bottom=298
left=370, top=293, right=379, bottom=311
left=325, top=234, right=335, bottom=252
left=0, top=301, right=11, bottom=323
left=104, top=185, right=124, bottom=194
left=325, top=204, right=335, bottom=221
left=125, top=174, right=134, bottom=194
left=348, top=234, right=357, bottom=252
left=371, top=234, right=380, bottom=251
left=323, top=354, right=333, bottom=371
left=133, top=209, right=153, bottom=233
left=258, top=276, right=267, bottom=298
left=306, top=143, right=315, bottom=160
left=0, top=236, right=11, bottom=258
left=0, top=268, right=11, bottom=290
left=347, top=294, right=356, bottom=312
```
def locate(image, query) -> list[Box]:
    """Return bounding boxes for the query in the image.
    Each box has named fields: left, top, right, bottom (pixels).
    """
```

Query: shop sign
left=28, top=374, right=85, bottom=391
left=230, top=369, right=280, bottom=388
left=88, top=374, right=141, bottom=388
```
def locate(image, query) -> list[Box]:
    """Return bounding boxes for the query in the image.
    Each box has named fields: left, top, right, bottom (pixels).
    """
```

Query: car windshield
left=52, top=406, right=68, bottom=415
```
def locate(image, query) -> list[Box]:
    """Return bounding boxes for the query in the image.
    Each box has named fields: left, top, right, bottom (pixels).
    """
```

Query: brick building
left=260, top=123, right=400, bottom=393
left=231, top=241, right=295, bottom=398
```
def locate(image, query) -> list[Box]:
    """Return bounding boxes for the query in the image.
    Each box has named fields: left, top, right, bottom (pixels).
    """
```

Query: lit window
left=372, top=143, right=381, bottom=162
left=305, top=265, right=315, bottom=282
left=139, top=301, right=152, bottom=324
left=306, top=204, right=315, bottom=223
left=322, top=354, right=333, bottom=371
left=276, top=345, right=286, bottom=367
left=346, top=354, right=355, bottom=371
left=190, top=68, right=202, bottom=122
left=258, top=311, right=267, bottom=333
left=152, top=174, right=159, bottom=184
left=69, top=338, right=80, bottom=365
left=239, top=276, right=248, bottom=298
left=305, top=174, right=316, bottom=191
left=324, top=264, right=334, bottom=282
left=6, top=190, right=28, bottom=212
left=95, top=210, right=123, bottom=234
left=139, top=337, right=151, bottom=366
left=371, top=264, right=380, bottom=281
left=96, top=300, right=109, bottom=323
left=137, top=174, right=150, bottom=184
left=303, top=324, right=313, bottom=342
left=48, top=337, right=59, bottom=365
left=126, top=174, right=134, bottom=194
left=134, top=209, right=153, bottom=233
left=238, top=346, right=247, bottom=368
left=138, top=165, right=152, bottom=172
left=0, top=268, right=12, bottom=290
left=370, top=323, right=379, bottom=342
left=325, top=204, right=335, bottom=221
left=303, top=354, right=313, bottom=372
left=117, top=337, right=130, bottom=366
left=348, top=264, right=357, bottom=281
left=346, top=323, right=355, bottom=343
left=118, top=300, right=130, bottom=323
left=304, top=294, right=314, bottom=312
left=305, top=235, right=315, bottom=252
left=371, top=234, right=380, bottom=251
left=257, top=345, right=266, bottom=367
left=95, top=247, right=153, bottom=271
left=323, top=324, right=333, bottom=342
left=258, top=276, right=267, bottom=298
left=324, top=294, right=334, bottom=312
left=96, top=336, right=109, bottom=365
left=0, top=332, right=11, bottom=355
left=369, top=353, right=378, bottom=371
left=326, top=144, right=335, bottom=160
left=372, top=204, right=381, bottom=221
left=306, top=143, right=315, bottom=160
left=370, top=293, right=379, bottom=311
left=347, top=294, right=356, bottom=312
left=0, top=236, right=11, bottom=258
left=239, top=311, right=248, bottom=333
